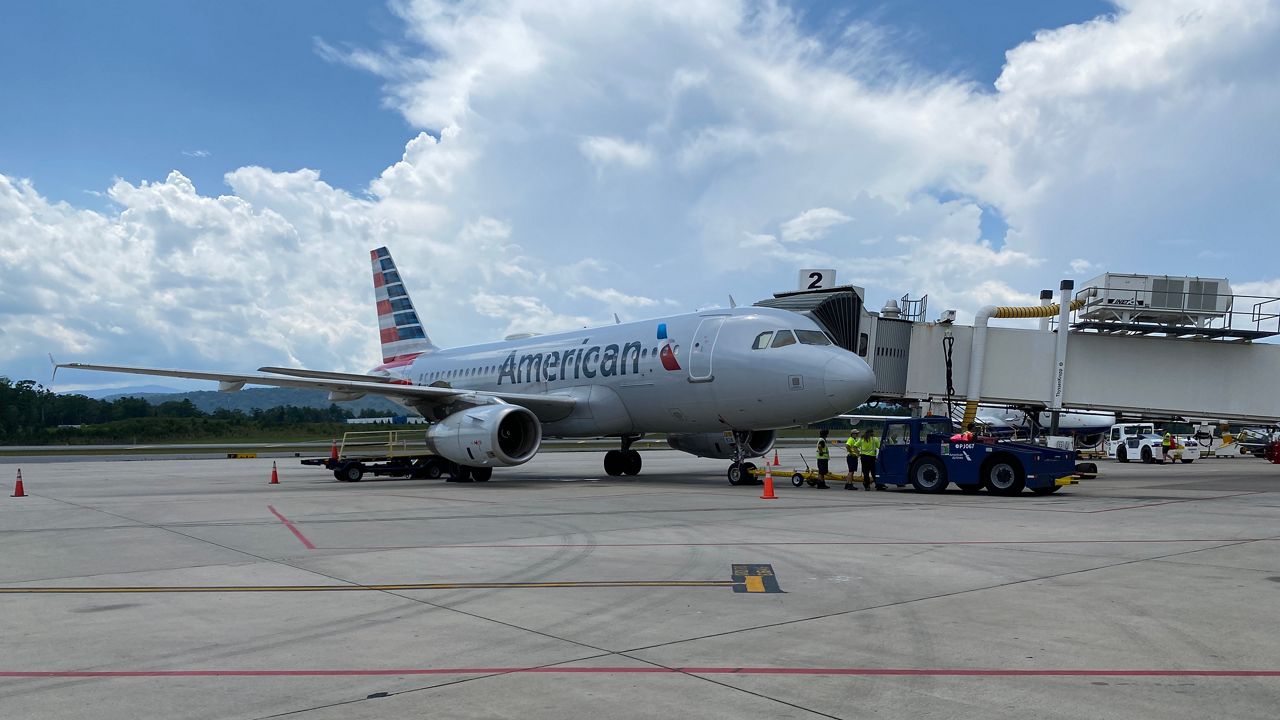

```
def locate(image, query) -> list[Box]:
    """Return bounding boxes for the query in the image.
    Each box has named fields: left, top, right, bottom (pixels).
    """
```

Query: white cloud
left=181, top=149, right=211, bottom=158
left=578, top=136, right=653, bottom=170
left=4, top=0, right=1280, bottom=387
left=779, top=207, right=852, bottom=243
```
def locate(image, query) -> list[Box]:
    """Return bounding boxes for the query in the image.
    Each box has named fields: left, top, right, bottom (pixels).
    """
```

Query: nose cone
left=823, top=354, right=876, bottom=414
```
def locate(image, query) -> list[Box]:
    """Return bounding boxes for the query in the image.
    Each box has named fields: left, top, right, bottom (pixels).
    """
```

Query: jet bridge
left=845, top=274, right=1280, bottom=423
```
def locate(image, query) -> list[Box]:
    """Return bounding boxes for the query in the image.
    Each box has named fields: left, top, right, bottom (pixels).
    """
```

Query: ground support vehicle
left=876, top=418, right=1092, bottom=495
left=300, top=430, right=487, bottom=482
left=1104, top=423, right=1201, bottom=464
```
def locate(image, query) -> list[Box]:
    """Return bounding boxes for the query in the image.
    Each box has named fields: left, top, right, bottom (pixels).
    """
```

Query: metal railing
left=339, top=430, right=430, bottom=459
left=1065, top=284, right=1280, bottom=340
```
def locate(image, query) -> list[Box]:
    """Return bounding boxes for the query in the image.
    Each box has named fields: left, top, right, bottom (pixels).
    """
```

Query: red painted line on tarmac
left=2, top=667, right=1278, bottom=679
left=316, top=538, right=1273, bottom=551
left=266, top=505, right=316, bottom=550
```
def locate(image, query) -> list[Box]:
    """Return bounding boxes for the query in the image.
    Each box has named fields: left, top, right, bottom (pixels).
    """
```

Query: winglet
left=729, top=295, right=737, bottom=308
left=614, top=313, right=621, bottom=325
left=48, top=353, right=58, bottom=384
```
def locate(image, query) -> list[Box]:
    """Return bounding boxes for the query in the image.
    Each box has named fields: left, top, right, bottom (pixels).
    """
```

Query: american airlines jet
left=59, top=248, right=876, bottom=483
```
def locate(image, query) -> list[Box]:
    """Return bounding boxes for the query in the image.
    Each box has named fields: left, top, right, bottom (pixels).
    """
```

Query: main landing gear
left=726, top=431, right=758, bottom=486
left=604, top=434, right=643, bottom=476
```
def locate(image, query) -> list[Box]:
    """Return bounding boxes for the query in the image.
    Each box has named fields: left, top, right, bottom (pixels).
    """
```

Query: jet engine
left=666, top=430, right=776, bottom=459
left=425, top=404, right=542, bottom=468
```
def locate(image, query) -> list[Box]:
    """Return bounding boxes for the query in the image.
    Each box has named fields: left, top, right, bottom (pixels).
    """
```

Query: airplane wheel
left=339, top=463, right=364, bottom=482
left=470, top=466, right=492, bottom=482
left=451, top=465, right=473, bottom=482
left=909, top=457, right=948, bottom=493
left=727, top=464, right=745, bottom=485
left=957, top=484, right=982, bottom=494
left=604, top=450, right=625, bottom=476
left=791, top=473, right=804, bottom=487
left=622, top=450, right=642, bottom=476
left=983, top=457, right=1025, bottom=495
left=741, top=461, right=757, bottom=484
left=1117, top=446, right=1129, bottom=463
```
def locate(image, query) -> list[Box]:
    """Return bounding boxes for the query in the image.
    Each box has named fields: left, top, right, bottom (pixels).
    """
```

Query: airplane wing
left=258, top=366, right=408, bottom=384
left=56, top=362, right=576, bottom=422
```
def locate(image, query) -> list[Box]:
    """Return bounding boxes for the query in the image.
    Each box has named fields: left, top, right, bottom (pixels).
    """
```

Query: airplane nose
left=823, top=354, right=876, bottom=414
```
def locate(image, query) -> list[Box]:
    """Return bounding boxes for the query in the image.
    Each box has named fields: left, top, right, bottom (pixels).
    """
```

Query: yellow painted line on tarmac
left=0, top=580, right=739, bottom=594
left=743, top=576, right=766, bottom=593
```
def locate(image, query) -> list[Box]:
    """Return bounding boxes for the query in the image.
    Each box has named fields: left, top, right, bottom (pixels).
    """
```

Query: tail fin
left=371, top=247, right=438, bottom=364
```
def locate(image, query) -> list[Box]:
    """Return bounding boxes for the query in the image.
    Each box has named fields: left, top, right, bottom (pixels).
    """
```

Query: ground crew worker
left=858, top=428, right=882, bottom=491
left=1162, top=430, right=1174, bottom=463
left=813, top=429, right=831, bottom=489
left=844, top=430, right=859, bottom=490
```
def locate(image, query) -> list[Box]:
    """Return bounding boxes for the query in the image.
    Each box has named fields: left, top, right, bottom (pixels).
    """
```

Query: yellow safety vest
left=859, top=437, right=880, bottom=457
left=1162, top=433, right=1172, bottom=448
left=846, top=437, right=858, bottom=456
left=816, top=440, right=829, bottom=460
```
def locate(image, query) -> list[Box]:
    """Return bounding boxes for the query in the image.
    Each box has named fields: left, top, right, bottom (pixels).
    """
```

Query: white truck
left=1105, top=423, right=1201, bottom=464
left=1188, top=423, right=1278, bottom=458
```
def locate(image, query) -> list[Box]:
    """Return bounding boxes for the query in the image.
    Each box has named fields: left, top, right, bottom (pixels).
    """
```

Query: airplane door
left=687, top=317, right=726, bottom=382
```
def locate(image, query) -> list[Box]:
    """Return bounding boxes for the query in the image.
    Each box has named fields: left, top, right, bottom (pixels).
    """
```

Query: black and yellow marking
left=732, top=563, right=783, bottom=593
left=0, top=564, right=784, bottom=595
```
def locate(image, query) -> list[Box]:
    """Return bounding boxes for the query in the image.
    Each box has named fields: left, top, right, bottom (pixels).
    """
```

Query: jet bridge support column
left=1048, top=280, right=1074, bottom=436
left=1037, top=290, right=1053, bottom=331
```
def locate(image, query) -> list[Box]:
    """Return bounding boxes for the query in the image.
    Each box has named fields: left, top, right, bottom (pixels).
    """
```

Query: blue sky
left=1, top=0, right=1110, bottom=204
left=1, top=0, right=1277, bottom=390
left=0, top=1, right=409, bottom=204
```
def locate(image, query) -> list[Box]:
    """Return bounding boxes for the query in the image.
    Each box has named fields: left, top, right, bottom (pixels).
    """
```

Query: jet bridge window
left=770, top=330, right=796, bottom=348
left=752, top=331, right=773, bottom=349
left=795, top=330, right=831, bottom=346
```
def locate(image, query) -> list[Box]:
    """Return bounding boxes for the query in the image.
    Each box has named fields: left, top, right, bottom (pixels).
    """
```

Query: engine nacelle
left=666, top=430, right=776, bottom=460
left=425, top=404, right=542, bottom=468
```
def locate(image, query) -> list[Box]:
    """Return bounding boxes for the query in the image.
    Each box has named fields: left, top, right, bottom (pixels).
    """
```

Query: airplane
left=58, top=247, right=876, bottom=484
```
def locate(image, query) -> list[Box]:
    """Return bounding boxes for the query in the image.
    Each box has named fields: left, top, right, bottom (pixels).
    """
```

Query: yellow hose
left=990, top=298, right=1085, bottom=319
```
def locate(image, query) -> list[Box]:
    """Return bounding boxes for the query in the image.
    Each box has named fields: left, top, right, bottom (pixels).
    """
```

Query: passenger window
left=752, top=332, right=774, bottom=349
left=771, top=330, right=796, bottom=348
left=795, top=330, right=831, bottom=346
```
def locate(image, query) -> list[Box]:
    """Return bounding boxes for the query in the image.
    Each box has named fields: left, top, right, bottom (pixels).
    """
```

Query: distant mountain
left=80, top=384, right=183, bottom=399
left=92, top=387, right=403, bottom=414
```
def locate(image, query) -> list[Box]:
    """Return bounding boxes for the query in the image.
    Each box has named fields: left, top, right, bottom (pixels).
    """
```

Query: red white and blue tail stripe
left=371, top=247, right=437, bottom=366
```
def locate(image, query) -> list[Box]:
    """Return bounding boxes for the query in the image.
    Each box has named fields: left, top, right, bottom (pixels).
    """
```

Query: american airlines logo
left=497, top=324, right=680, bottom=385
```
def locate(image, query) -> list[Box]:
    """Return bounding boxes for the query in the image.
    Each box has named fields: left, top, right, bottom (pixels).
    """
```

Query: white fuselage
left=374, top=307, right=875, bottom=437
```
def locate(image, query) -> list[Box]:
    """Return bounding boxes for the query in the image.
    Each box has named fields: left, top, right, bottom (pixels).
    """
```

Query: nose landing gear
left=726, top=430, right=759, bottom=486
left=604, top=434, right=644, bottom=476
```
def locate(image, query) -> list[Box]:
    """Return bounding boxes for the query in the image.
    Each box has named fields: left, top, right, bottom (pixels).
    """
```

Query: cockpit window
left=771, top=330, right=797, bottom=348
left=752, top=331, right=774, bottom=349
left=795, top=330, right=832, bottom=346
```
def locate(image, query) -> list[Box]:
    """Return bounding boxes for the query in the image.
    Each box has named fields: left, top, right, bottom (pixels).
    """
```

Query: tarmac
left=0, top=450, right=1277, bottom=719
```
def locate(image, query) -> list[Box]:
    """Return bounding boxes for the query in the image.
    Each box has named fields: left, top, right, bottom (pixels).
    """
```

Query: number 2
left=807, top=272, right=823, bottom=289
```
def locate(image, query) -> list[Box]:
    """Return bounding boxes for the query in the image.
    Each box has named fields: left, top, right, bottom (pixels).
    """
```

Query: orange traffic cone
left=330, top=439, right=339, bottom=462
left=772, top=450, right=780, bottom=466
left=270, top=461, right=280, bottom=485
left=760, top=466, right=777, bottom=500
left=12, top=469, right=25, bottom=498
